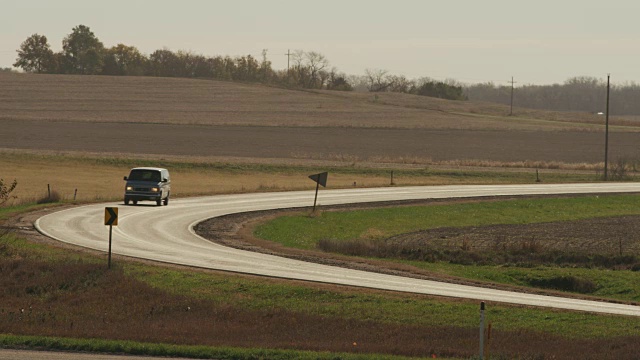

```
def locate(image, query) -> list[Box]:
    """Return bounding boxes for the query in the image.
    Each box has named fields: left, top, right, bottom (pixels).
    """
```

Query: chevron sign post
left=104, top=207, right=118, bottom=269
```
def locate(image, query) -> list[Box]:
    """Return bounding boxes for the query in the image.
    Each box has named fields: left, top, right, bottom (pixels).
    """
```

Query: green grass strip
left=0, top=334, right=419, bottom=360
left=125, top=264, right=640, bottom=339
left=254, top=194, right=640, bottom=302
left=255, top=194, right=640, bottom=249
left=405, top=261, right=640, bottom=302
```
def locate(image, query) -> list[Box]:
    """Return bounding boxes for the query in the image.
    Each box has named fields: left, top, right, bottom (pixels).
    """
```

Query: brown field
left=2, top=73, right=640, bottom=167
left=4, top=118, right=640, bottom=164
left=2, top=72, right=634, bottom=131
left=0, top=152, right=434, bottom=203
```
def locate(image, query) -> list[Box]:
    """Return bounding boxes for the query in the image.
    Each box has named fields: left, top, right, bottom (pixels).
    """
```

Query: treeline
left=14, top=25, right=640, bottom=113
left=352, top=69, right=466, bottom=100
left=13, top=25, right=351, bottom=91
left=13, top=25, right=466, bottom=100
left=465, top=77, right=640, bottom=115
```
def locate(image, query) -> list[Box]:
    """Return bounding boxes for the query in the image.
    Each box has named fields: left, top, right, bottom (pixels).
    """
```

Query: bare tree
left=305, top=51, right=329, bottom=88
left=291, top=49, right=305, bottom=70
left=387, top=75, right=413, bottom=93
left=365, top=68, right=390, bottom=92
left=347, top=74, right=369, bottom=92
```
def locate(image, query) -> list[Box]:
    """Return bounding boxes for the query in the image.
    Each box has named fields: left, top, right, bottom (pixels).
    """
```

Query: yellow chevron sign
left=104, top=207, right=118, bottom=226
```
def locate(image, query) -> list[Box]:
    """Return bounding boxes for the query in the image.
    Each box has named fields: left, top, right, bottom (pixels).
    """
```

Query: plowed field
left=2, top=73, right=640, bottom=164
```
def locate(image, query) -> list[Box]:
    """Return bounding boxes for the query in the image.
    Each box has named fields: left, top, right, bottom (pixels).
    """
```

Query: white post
left=479, top=301, right=485, bottom=359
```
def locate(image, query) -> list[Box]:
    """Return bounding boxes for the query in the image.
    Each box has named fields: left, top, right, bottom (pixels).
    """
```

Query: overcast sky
left=2, top=0, right=639, bottom=85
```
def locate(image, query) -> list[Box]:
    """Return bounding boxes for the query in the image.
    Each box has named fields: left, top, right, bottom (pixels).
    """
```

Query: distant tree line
left=16, top=25, right=640, bottom=112
left=465, top=76, right=640, bottom=115
left=355, top=69, right=466, bottom=100
left=12, top=25, right=353, bottom=91
left=13, top=25, right=468, bottom=101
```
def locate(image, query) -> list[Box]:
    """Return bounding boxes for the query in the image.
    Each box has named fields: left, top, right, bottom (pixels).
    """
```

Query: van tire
left=163, top=196, right=169, bottom=206
left=132, top=200, right=138, bottom=205
left=124, top=198, right=130, bottom=205
left=156, top=199, right=162, bottom=206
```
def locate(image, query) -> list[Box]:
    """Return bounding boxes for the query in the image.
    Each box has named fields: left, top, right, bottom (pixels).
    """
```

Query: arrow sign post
left=104, top=207, right=118, bottom=269
left=308, top=172, right=328, bottom=212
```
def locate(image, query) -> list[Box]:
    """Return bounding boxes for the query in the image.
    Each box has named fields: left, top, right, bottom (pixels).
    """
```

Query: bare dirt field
left=2, top=73, right=640, bottom=166
left=3, top=72, right=631, bottom=131
left=3, top=118, right=640, bottom=164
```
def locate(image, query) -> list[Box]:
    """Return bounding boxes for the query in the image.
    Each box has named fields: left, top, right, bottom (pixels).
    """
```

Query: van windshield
left=128, top=170, right=161, bottom=182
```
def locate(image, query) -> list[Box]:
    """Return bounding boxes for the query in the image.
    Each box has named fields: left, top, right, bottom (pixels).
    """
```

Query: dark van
left=123, top=167, right=171, bottom=206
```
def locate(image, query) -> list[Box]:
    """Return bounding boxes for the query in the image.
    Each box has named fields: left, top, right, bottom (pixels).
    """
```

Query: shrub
left=0, top=179, right=17, bottom=206
left=523, top=275, right=598, bottom=294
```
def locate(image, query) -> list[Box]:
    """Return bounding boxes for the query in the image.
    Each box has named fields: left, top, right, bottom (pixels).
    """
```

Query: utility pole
left=509, top=76, right=517, bottom=116
left=285, top=49, right=291, bottom=78
left=604, top=74, right=610, bottom=181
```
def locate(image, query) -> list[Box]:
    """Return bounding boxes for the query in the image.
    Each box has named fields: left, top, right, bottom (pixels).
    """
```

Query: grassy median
left=255, top=195, right=640, bottom=303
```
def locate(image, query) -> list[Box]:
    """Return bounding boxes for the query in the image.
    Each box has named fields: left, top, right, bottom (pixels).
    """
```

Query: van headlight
left=126, top=186, right=133, bottom=191
left=151, top=187, right=159, bottom=192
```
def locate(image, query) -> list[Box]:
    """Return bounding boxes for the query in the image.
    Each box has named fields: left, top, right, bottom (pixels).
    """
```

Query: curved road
left=36, top=183, right=640, bottom=316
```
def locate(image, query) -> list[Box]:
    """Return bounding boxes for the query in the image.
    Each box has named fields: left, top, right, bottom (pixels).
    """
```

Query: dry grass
left=301, top=152, right=604, bottom=171
left=2, top=72, right=638, bottom=132
left=5, top=150, right=593, bottom=206
left=0, top=152, right=429, bottom=205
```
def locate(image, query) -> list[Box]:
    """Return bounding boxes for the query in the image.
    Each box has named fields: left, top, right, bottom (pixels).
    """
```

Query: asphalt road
left=36, top=183, right=640, bottom=316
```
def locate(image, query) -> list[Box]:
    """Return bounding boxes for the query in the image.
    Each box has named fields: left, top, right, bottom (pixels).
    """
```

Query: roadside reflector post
left=479, top=301, right=485, bottom=360
left=308, top=172, right=328, bottom=213
left=104, top=207, right=118, bottom=269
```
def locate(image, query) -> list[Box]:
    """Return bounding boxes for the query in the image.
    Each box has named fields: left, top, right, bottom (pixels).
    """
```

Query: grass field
left=255, top=195, right=640, bottom=249
left=254, top=195, right=640, bottom=302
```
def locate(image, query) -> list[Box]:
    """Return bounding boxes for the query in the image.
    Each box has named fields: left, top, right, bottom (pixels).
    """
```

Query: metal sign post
left=108, top=225, right=113, bottom=269
left=104, top=207, right=118, bottom=269
left=479, top=301, right=485, bottom=359
left=308, top=172, right=328, bottom=212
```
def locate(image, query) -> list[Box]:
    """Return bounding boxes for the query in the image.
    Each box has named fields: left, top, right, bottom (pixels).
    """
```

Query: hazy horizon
left=3, top=0, right=639, bottom=86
